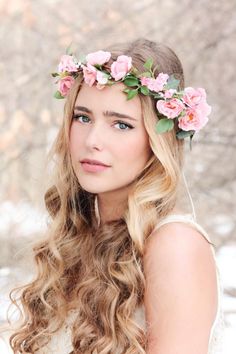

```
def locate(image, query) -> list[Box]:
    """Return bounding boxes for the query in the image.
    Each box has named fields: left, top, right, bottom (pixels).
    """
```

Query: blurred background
left=0, top=0, right=235, bottom=352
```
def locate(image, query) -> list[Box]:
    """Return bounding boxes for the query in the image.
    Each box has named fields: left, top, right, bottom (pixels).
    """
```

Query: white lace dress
left=36, top=214, right=225, bottom=354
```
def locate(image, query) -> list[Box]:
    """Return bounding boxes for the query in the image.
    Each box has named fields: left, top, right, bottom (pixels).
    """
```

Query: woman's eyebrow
left=74, top=105, right=137, bottom=121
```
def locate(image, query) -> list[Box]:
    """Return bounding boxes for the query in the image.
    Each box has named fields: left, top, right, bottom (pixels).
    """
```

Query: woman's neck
left=95, top=189, right=129, bottom=225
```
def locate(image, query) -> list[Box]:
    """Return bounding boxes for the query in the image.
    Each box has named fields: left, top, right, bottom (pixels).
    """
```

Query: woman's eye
left=73, top=114, right=91, bottom=123
left=72, top=115, right=133, bottom=130
left=114, top=121, right=133, bottom=130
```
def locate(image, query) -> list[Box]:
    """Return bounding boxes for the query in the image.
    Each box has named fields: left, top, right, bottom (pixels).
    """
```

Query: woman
left=7, top=38, right=224, bottom=353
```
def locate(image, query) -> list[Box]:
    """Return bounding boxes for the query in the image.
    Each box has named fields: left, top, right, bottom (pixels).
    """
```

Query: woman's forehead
left=75, top=82, right=142, bottom=118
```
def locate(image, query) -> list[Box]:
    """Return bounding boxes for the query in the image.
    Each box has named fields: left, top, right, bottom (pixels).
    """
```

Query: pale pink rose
left=86, top=50, right=111, bottom=66
left=198, top=101, right=212, bottom=117
left=164, top=89, right=177, bottom=98
left=58, top=76, right=75, bottom=96
left=82, top=64, right=97, bottom=87
left=154, top=73, right=169, bottom=91
left=140, top=73, right=169, bottom=92
left=96, top=71, right=108, bottom=85
left=156, top=98, right=185, bottom=119
left=140, top=77, right=156, bottom=91
left=140, top=76, right=151, bottom=86
left=178, top=107, right=209, bottom=131
left=183, top=87, right=207, bottom=107
left=58, top=55, right=79, bottom=73
left=110, top=55, right=132, bottom=81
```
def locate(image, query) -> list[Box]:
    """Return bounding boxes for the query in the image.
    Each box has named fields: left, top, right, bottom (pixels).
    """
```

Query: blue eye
left=114, top=121, right=133, bottom=130
left=72, top=114, right=133, bottom=131
left=73, top=114, right=91, bottom=123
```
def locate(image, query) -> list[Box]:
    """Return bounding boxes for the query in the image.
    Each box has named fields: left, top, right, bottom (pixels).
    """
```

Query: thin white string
left=94, top=195, right=101, bottom=226
left=181, top=170, right=196, bottom=220
left=95, top=174, right=196, bottom=223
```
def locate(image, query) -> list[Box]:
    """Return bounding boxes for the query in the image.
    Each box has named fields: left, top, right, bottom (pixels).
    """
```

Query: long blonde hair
left=7, top=38, right=191, bottom=353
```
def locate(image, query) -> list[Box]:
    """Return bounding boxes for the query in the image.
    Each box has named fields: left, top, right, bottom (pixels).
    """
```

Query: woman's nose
left=85, top=123, right=105, bottom=150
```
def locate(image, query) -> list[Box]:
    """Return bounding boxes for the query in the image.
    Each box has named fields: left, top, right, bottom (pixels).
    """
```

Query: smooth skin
left=69, top=82, right=152, bottom=223
left=144, top=222, right=218, bottom=354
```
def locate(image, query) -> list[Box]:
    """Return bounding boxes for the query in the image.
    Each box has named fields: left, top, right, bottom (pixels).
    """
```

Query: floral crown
left=52, top=47, right=212, bottom=149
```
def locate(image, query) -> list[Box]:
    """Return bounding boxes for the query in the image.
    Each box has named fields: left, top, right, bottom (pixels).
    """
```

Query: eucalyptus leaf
left=66, top=42, right=74, bottom=56
left=54, top=91, right=64, bottom=99
left=79, top=54, right=86, bottom=64
left=189, top=133, right=194, bottom=151
left=124, top=77, right=139, bottom=87
left=143, top=58, right=153, bottom=71
left=165, top=75, right=180, bottom=90
left=155, top=118, right=174, bottom=133
left=127, top=89, right=138, bottom=100
left=176, top=130, right=195, bottom=139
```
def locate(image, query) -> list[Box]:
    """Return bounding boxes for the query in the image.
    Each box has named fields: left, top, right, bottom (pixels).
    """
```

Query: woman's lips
left=81, top=162, right=110, bottom=173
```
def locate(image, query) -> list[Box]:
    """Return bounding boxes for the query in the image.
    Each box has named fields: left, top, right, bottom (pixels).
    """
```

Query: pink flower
left=164, top=89, right=177, bottom=98
left=182, top=87, right=207, bottom=107
left=156, top=98, right=185, bottom=119
left=96, top=71, right=108, bottom=85
left=111, top=55, right=132, bottom=81
left=58, top=55, right=79, bottom=73
left=140, top=76, right=151, bottom=86
left=140, top=73, right=169, bottom=92
left=155, top=73, right=169, bottom=90
left=96, top=83, right=106, bottom=90
left=198, top=101, right=212, bottom=117
left=178, top=107, right=209, bottom=131
left=141, top=77, right=156, bottom=91
left=82, top=64, right=97, bottom=87
left=58, top=76, right=75, bottom=96
left=86, top=50, right=111, bottom=66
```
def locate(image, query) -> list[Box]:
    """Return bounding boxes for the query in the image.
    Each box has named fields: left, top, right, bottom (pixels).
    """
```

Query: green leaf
left=127, top=89, right=138, bottom=100
left=140, top=86, right=149, bottom=95
left=79, top=54, right=86, bottom=64
left=138, top=71, right=152, bottom=78
left=66, top=42, right=74, bottom=56
left=164, top=75, right=180, bottom=90
left=107, top=80, right=115, bottom=86
left=94, top=64, right=102, bottom=70
left=54, top=90, right=65, bottom=99
left=155, top=118, right=174, bottom=133
left=51, top=72, right=59, bottom=77
left=189, top=133, right=194, bottom=151
left=153, top=93, right=164, bottom=99
left=131, top=67, right=139, bottom=75
left=124, top=77, right=139, bottom=87
left=123, top=88, right=130, bottom=93
left=143, top=58, right=153, bottom=71
left=176, top=129, right=195, bottom=139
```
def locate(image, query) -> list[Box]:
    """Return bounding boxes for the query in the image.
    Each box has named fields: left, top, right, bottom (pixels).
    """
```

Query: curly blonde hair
left=7, top=38, right=188, bottom=353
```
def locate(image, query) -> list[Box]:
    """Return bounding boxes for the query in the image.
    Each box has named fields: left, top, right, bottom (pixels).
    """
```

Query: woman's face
left=69, top=82, right=152, bottom=195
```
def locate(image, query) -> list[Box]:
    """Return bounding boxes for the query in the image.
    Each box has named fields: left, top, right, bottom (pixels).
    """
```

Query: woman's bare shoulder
left=143, top=222, right=218, bottom=353
left=143, top=221, right=217, bottom=285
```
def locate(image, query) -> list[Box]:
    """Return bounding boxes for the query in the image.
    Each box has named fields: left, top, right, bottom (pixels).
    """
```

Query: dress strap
left=153, top=213, right=214, bottom=247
